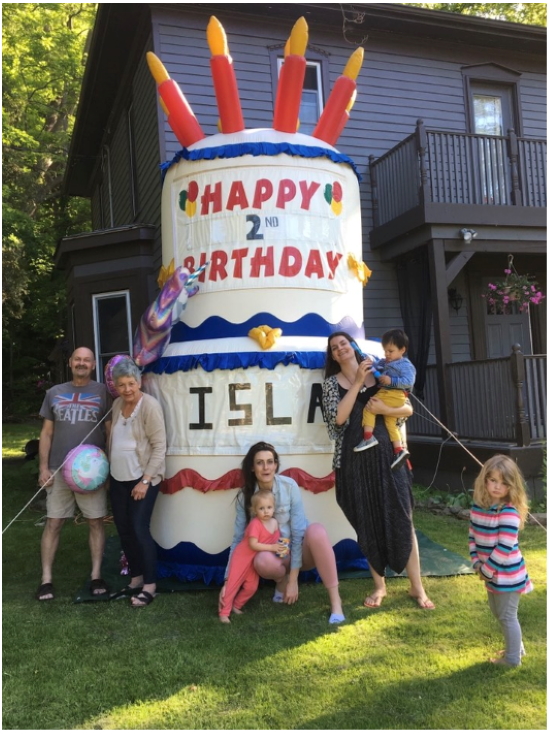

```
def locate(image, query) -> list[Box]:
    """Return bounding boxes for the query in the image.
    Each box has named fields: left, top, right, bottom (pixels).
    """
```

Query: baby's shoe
left=354, top=436, right=379, bottom=452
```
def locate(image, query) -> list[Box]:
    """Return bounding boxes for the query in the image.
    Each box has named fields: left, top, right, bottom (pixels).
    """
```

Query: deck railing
left=370, top=120, right=547, bottom=227
left=408, top=348, right=547, bottom=444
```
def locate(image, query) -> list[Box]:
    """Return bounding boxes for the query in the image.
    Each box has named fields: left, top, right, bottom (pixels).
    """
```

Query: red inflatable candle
left=207, top=17, right=244, bottom=133
left=273, top=17, right=308, bottom=133
left=146, top=52, right=205, bottom=148
left=313, top=47, right=364, bottom=145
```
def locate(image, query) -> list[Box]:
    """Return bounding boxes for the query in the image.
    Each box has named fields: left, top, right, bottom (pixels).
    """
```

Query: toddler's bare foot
left=232, top=607, right=244, bottom=615
left=219, top=615, right=231, bottom=624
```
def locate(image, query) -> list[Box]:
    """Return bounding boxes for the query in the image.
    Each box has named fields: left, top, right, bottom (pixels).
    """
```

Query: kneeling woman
left=108, top=359, right=166, bottom=607
left=219, top=441, right=345, bottom=624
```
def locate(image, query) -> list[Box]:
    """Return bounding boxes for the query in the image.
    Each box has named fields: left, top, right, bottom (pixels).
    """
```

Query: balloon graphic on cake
left=137, top=16, right=378, bottom=583
left=62, top=445, right=109, bottom=494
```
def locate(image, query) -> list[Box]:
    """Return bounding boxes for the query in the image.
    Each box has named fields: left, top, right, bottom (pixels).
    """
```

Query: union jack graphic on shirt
left=53, top=392, right=102, bottom=423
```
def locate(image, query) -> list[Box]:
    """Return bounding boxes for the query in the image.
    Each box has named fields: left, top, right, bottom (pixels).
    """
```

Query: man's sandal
left=89, top=578, right=109, bottom=596
left=131, top=590, right=155, bottom=607
left=35, top=582, right=55, bottom=601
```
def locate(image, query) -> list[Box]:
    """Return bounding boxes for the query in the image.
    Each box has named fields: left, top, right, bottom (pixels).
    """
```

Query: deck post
left=416, top=119, right=431, bottom=206
left=427, top=239, right=455, bottom=432
left=369, top=154, right=379, bottom=228
left=510, top=344, right=530, bottom=447
left=507, top=128, right=522, bottom=206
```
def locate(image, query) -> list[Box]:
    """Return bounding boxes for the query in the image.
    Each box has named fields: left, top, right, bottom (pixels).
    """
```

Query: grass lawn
left=2, top=424, right=547, bottom=730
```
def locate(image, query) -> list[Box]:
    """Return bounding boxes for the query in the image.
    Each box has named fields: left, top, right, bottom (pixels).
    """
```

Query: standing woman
left=220, top=442, right=345, bottom=624
left=322, top=332, right=434, bottom=609
left=108, top=359, right=166, bottom=607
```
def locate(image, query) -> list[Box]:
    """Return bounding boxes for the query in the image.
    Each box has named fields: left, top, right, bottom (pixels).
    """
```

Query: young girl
left=219, top=489, right=286, bottom=623
left=469, top=455, right=534, bottom=666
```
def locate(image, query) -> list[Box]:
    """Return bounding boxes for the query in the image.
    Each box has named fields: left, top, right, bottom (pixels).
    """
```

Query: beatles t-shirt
left=39, top=381, right=110, bottom=469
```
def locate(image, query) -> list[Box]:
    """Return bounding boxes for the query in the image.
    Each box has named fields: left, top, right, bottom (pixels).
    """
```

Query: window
left=276, top=59, right=324, bottom=135
left=92, top=291, right=132, bottom=379
left=462, top=64, right=522, bottom=136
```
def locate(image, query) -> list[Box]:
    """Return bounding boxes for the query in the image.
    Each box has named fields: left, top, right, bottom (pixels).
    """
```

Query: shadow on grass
left=299, top=660, right=547, bottom=730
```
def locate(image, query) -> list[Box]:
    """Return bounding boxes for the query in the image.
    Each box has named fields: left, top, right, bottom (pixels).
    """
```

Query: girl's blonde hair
left=473, top=454, right=529, bottom=527
left=250, top=489, right=275, bottom=515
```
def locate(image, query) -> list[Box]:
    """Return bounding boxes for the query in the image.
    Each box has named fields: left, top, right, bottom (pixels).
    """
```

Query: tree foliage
left=2, top=3, right=97, bottom=417
left=402, top=3, right=546, bottom=26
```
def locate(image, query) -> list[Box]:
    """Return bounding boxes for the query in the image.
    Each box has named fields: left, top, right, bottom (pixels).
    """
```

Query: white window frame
left=92, top=290, right=133, bottom=380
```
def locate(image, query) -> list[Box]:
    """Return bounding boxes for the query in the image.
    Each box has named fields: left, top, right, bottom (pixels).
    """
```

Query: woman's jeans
left=109, top=475, right=160, bottom=585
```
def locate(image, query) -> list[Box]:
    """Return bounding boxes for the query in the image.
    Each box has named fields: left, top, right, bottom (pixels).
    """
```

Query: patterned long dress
left=322, top=377, right=414, bottom=577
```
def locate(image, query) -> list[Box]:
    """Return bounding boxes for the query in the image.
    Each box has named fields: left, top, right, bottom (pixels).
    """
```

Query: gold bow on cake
left=248, top=325, right=283, bottom=349
left=348, top=254, right=372, bottom=286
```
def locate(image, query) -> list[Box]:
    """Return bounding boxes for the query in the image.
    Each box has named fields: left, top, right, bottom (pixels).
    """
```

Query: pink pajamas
left=220, top=517, right=280, bottom=616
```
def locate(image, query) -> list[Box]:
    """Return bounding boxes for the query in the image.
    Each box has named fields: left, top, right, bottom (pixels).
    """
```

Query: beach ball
left=104, top=354, right=130, bottom=397
left=62, top=445, right=109, bottom=494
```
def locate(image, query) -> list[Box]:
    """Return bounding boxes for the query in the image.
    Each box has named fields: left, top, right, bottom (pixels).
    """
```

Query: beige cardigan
left=108, top=392, right=166, bottom=486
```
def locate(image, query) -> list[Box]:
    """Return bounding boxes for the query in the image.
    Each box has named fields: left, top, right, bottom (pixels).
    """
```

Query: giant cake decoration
left=138, top=16, right=378, bottom=583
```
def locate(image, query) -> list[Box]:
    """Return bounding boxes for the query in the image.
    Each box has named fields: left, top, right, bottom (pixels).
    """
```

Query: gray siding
left=131, top=37, right=163, bottom=274
left=110, top=111, right=133, bottom=227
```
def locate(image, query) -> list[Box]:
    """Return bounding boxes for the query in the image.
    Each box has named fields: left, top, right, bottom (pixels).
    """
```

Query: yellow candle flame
left=283, top=38, right=290, bottom=58
left=289, top=16, right=308, bottom=56
left=146, top=52, right=170, bottom=84
left=207, top=16, right=229, bottom=56
left=343, top=47, right=364, bottom=81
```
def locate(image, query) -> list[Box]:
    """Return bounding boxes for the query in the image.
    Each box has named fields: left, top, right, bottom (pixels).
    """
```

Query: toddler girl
left=469, top=454, right=533, bottom=666
left=219, top=489, right=287, bottom=623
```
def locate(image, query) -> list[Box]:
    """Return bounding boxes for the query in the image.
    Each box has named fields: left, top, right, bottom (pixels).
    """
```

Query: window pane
left=96, top=295, right=130, bottom=354
left=303, top=64, right=318, bottom=91
left=473, top=95, right=503, bottom=136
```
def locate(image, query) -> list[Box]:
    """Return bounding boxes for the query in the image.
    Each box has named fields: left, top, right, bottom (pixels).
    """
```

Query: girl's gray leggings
left=487, top=591, right=525, bottom=666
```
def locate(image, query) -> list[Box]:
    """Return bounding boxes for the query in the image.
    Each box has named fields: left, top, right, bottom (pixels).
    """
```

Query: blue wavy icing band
left=160, top=141, right=362, bottom=181
left=169, top=313, right=364, bottom=343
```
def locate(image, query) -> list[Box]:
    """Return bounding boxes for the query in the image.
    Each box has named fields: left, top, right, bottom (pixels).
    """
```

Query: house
left=59, top=3, right=546, bottom=491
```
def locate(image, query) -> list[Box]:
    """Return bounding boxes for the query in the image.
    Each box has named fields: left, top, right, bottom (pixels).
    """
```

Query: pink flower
left=488, top=283, right=497, bottom=290
left=504, top=269, right=512, bottom=275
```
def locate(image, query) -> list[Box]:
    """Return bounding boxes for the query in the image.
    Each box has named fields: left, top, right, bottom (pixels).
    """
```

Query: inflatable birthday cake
left=135, top=16, right=379, bottom=582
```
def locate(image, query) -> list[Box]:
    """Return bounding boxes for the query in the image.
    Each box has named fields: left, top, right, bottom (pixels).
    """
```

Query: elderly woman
left=322, top=331, right=434, bottom=610
left=107, top=359, right=166, bottom=607
left=219, top=441, right=345, bottom=624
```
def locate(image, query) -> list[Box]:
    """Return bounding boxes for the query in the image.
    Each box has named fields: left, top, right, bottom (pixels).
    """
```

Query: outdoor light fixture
left=448, top=288, right=464, bottom=314
left=460, top=228, right=478, bottom=243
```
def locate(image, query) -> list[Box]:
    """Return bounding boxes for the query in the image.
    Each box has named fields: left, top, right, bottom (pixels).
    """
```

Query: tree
left=402, top=3, right=546, bottom=26
left=2, top=3, right=97, bottom=417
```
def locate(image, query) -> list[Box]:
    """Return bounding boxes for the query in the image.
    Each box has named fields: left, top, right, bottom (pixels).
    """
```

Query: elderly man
left=36, top=347, right=112, bottom=601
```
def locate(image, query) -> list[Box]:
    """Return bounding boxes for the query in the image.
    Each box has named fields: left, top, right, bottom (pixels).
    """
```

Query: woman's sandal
left=35, top=582, right=55, bottom=601
left=131, top=590, right=155, bottom=607
left=363, top=592, right=386, bottom=608
left=89, top=578, right=109, bottom=596
left=411, top=595, right=435, bottom=610
left=109, top=585, right=143, bottom=601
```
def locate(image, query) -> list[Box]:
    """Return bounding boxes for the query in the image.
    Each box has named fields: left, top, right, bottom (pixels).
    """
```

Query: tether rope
left=409, top=393, right=546, bottom=532
left=2, top=408, right=112, bottom=535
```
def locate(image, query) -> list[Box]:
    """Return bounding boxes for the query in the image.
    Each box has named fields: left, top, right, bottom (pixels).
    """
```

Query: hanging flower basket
left=482, top=256, right=545, bottom=314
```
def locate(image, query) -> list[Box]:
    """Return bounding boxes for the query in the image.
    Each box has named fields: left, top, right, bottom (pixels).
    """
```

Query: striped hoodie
left=468, top=503, right=533, bottom=594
